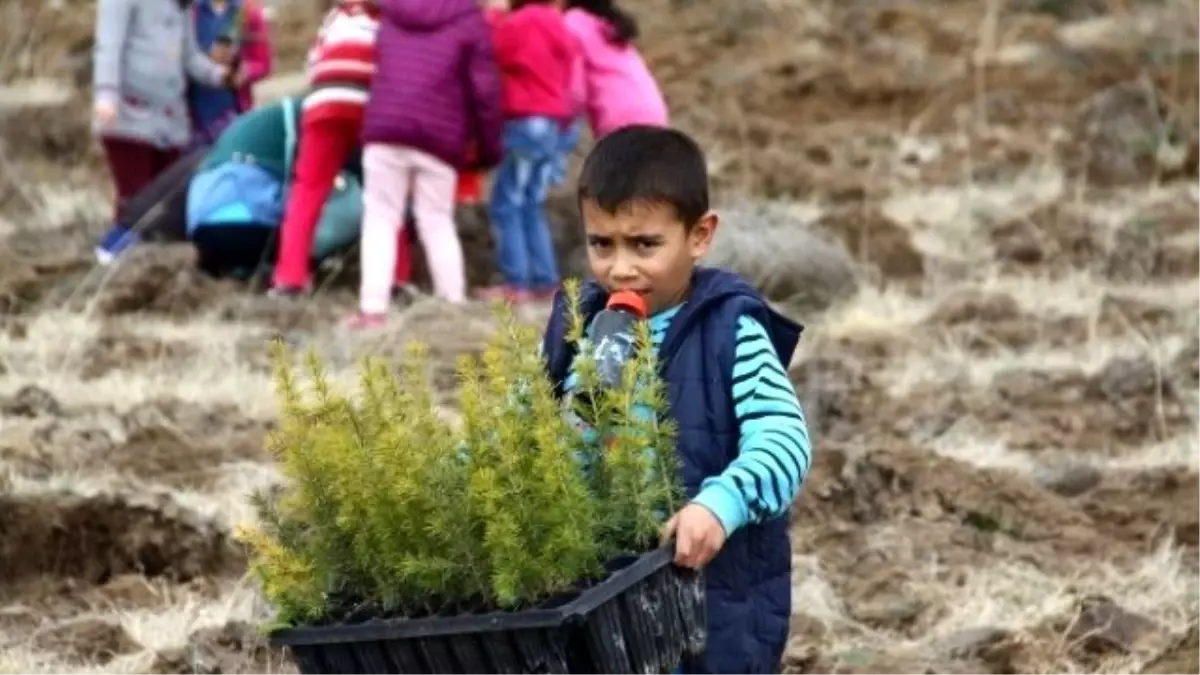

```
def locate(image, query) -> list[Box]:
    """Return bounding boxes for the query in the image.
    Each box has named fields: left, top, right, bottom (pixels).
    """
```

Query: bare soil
left=0, top=0, right=1196, bottom=672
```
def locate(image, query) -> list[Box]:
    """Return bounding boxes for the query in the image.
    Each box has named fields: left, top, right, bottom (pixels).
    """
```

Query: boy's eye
left=587, top=236, right=613, bottom=251
left=631, top=237, right=663, bottom=254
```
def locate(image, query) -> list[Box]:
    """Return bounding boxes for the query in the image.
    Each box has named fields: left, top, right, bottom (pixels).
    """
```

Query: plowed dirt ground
left=0, top=0, right=1196, bottom=672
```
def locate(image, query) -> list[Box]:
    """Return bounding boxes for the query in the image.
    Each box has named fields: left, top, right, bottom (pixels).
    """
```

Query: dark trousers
left=100, top=137, right=182, bottom=223
left=192, top=225, right=275, bottom=278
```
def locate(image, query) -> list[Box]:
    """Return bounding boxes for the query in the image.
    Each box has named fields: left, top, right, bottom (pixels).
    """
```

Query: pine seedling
left=562, top=277, right=586, bottom=345
left=262, top=341, right=369, bottom=598
left=245, top=288, right=682, bottom=629
left=462, top=305, right=601, bottom=607
left=373, top=346, right=478, bottom=607
left=567, top=306, right=682, bottom=557
left=237, top=523, right=326, bottom=627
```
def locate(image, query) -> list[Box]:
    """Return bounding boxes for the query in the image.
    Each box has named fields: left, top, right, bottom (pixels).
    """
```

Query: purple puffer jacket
left=363, top=0, right=504, bottom=170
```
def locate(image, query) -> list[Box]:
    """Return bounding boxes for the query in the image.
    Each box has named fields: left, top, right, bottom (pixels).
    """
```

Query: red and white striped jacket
left=303, top=0, right=380, bottom=122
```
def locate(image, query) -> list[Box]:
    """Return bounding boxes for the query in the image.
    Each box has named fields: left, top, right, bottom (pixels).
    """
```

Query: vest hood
left=661, top=267, right=803, bottom=368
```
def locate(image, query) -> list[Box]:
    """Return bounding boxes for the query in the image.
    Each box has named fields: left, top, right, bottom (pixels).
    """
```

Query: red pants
left=273, top=115, right=412, bottom=289
left=456, top=169, right=484, bottom=204
left=100, top=137, right=181, bottom=223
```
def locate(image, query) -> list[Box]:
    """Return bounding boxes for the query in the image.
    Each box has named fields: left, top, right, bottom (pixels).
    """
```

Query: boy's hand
left=660, top=503, right=726, bottom=569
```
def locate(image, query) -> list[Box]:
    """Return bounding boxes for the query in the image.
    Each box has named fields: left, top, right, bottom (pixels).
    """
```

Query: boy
left=540, top=125, right=813, bottom=673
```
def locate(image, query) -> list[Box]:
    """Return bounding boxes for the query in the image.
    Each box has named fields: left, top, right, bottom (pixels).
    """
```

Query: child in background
left=188, top=0, right=274, bottom=145
left=563, top=0, right=667, bottom=139
left=271, top=0, right=381, bottom=296
left=354, top=0, right=504, bottom=329
left=540, top=126, right=812, bottom=674
left=93, top=0, right=236, bottom=264
left=480, top=0, right=576, bottom=304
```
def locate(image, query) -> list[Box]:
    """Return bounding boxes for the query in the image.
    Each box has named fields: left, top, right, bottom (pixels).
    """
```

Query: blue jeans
left=550, top=118, right=584, bottom=186
left=489, top=117, right=561, bottom=290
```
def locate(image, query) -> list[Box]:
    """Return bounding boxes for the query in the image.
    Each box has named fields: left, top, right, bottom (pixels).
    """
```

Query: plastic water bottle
left=588, top=290, right=649, bottom=390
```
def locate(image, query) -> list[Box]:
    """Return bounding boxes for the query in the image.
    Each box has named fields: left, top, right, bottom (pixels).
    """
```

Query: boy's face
left=582, top=199, right=718, bottom=315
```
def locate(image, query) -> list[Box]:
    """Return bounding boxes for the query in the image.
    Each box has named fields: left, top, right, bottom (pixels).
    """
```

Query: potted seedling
left=237, top=281, right=707, bottom=674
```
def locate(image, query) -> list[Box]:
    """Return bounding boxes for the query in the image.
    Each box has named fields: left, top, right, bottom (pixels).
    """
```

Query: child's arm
left=93, top=0, right=134, bottom=107
left=691, top=315, right=812, bottom=536
left=183, top=17, right=229, bottom=88
left=490, top=14, right=519, bottom=69
left=465, top=11, right=504, bottom=169
left=238, top=1, right=274, bottom=85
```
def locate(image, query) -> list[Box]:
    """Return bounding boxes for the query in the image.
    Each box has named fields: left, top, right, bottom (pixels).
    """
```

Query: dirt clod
left=1067, top=596, right=1169, bottom=656
left=1032, top=462, right=1104, bottom=497
left=79, top=326, right=197, bottom=380
left=100, top=425, right=258, bottom=490
left=92, top=245, right=227, bottom=317
left=0, top=492, right=244, bottom=590
left=0, top=385, right=62, bottom=417
left=30, top=617, right=141, bottom=665
left=1, top=0, right=1196, bottom=671
left=150, top=622, right=294, bottom=675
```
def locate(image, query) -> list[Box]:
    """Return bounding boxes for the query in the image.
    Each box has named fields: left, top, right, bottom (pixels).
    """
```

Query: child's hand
left=660, top=503, right=726, bottom=569
left=223, top=64, right=247, bottom=88
left=94, top=99, right=118, bottom=127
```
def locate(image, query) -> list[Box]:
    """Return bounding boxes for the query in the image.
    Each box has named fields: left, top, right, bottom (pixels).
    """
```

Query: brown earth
left=0, top=0, right=1197, bottom=672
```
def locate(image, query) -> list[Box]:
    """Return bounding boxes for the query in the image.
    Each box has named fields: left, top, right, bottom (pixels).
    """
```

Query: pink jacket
left=233, top=0, right=273, bottom=111
left=564, top=8, right=667, bottom=138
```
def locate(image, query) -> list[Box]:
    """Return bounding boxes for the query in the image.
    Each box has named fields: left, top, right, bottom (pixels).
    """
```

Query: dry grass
left=0, top=0, right=1195, bottom=671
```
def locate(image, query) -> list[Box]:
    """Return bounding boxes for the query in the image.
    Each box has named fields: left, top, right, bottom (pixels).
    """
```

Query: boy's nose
left=610, top=260, right=639, bottom=284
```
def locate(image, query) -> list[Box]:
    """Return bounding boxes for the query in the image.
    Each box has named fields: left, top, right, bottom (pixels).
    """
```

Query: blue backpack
left=185, top=97, right=363, bottom=263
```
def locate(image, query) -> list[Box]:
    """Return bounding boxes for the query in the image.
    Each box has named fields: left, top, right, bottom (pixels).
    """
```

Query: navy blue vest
left=543, top=267, right=803, bottom=674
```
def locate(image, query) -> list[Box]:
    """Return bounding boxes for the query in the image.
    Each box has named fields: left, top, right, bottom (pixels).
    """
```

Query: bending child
left=354, top=0, right=504, bottom=329
left=540, top=126, right=813, bottom=674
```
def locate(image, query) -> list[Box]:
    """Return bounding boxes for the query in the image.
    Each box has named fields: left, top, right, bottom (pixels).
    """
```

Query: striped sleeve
left=691, top=315, right=812, bottom=536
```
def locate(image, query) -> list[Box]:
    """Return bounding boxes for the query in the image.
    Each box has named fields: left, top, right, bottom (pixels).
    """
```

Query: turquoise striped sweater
left=563, top=304, right=812, bottom=536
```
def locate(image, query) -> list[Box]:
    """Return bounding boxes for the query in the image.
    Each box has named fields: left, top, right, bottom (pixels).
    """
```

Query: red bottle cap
left=607, top=290, right=648, bottom=318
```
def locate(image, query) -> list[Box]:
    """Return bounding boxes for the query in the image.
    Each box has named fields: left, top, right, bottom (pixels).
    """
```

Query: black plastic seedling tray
left=269, top=546, right=707, bottom=674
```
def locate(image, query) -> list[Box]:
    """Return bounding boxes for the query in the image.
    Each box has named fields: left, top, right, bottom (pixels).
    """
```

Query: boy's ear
left=688, top=210, right=718, bottom=260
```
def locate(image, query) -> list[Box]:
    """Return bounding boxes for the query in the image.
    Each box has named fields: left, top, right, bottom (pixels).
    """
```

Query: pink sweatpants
left=360, top=143, right=467, bottom=313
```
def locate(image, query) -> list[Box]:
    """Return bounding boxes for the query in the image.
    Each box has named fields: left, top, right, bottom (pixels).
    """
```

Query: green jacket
left=198, top=97, right=364, bottom=182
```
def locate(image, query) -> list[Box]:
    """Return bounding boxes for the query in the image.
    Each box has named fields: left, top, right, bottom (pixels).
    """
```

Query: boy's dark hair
left=567, top=0, right=639, bottom=44
left=577, top=125, right=709, bottom=226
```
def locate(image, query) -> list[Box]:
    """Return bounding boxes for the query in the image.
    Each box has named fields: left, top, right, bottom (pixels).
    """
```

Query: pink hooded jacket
left=564, top=8, right=667, bottom=138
